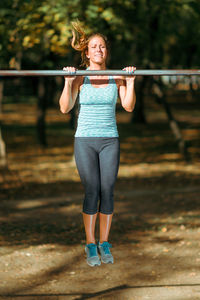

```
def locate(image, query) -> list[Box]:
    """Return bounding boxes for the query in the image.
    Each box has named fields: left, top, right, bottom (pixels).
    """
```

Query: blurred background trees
left=0, top=0, right=200, bottom=149
left=1, top=0, right=199, bottom=69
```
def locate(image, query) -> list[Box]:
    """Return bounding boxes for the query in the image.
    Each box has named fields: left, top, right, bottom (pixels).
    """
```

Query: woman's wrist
left=126, top=79, right=135, bottom=86
left=64, top=78, right=74, bottom=85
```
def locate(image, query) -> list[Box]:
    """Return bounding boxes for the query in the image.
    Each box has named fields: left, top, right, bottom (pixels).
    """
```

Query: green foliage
left=0, top=0, right=200, bottom=69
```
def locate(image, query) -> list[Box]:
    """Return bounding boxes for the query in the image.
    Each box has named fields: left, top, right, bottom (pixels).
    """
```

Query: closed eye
left=90, top=45, right=105, bottom=49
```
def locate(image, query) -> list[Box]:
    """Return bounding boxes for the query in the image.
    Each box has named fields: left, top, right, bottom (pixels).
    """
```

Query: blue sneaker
left=98, top=241, right=114, bottom=264
left=85, top=243, right=101, bottom=267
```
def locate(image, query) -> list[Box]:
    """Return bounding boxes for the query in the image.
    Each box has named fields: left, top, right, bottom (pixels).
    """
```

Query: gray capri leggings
left=74, top=137, right=120, bottom=215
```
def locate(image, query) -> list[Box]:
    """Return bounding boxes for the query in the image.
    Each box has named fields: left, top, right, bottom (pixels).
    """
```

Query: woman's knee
left=99, top=200, right=114, bottom=214
left=83, top=189, right=99, bottom=214
left=99, top=188, right=114, bottom=214
left=83, top=200, right=99, bottom=214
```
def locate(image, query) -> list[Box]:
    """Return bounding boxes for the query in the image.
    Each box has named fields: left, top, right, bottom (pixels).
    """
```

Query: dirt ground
left=0, top=97, right=200, bottom=299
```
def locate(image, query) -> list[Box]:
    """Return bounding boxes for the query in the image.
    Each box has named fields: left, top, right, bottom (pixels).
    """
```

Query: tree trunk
left=0, top=127, right=6, bottom=167
left=131, top=76, right=148, bottom=124
left=36, top=77, right=47, bottom=147
left=0, top=81, right=6, bottom=166
left=152, top=81, right=189, bottom=160
left=0, top=80, right=3, bottom=113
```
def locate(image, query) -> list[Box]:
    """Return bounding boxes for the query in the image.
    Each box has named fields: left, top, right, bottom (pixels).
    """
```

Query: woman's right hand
left=63, top=67, right=76, bottom=81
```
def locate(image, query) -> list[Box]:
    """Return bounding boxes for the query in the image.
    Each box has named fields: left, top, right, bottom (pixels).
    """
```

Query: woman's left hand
left=123, top=66, right=136, bottom=82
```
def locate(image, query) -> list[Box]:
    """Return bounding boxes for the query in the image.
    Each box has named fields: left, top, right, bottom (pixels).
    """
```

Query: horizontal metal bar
left=0, top=69, right=200, bottom=77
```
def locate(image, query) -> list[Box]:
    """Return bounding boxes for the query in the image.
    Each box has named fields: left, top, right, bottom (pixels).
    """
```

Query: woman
left=59, top=21, right=136, bottom=267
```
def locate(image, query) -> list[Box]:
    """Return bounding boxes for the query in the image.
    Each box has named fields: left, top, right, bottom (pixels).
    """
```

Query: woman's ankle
left=86, top=240, right=96, bottom=245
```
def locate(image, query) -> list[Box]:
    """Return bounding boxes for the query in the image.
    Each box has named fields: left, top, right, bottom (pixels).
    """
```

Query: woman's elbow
left=123, top=104, right=135, bottom=112
left=126, top=108, right=134, bottom=112
left=60, top=105, right=70, bottom=114
left=60, top=108, right=67, bottom=114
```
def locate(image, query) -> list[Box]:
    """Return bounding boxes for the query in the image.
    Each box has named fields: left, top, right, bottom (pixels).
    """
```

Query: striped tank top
left=75, top=76, right=119, bottom=137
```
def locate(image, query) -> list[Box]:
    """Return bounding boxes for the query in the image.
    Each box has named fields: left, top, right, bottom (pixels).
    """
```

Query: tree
left=0, top=0, right=200, bottom=149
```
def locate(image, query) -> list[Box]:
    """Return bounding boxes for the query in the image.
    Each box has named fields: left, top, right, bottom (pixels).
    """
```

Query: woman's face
left=87, top=35, right=107, bottom=66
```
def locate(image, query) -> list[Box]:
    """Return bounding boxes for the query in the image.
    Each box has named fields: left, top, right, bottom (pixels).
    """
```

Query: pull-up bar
left=0, top=69, right=200, bottom=77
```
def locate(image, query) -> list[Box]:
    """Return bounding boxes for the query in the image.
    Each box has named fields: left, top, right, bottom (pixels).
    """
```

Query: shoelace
left=101, top=242, right=112, bottom=255
left=87, top=244, right=98, bottom=257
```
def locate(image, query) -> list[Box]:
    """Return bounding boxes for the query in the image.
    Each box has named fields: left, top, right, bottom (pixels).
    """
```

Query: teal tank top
left=75, top=76, right=119, bottom=137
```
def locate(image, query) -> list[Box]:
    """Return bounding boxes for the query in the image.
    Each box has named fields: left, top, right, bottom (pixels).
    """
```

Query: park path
left=0, top=186, right=200, bottom=300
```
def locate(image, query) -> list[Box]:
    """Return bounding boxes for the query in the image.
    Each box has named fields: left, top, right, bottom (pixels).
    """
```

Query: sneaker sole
left=87, top=260, right=101, bottom=267
left=101, top=259, right=114, bottom=264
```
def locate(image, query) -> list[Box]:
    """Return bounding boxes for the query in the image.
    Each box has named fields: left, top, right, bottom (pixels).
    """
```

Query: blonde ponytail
left=71, top=20, right=87, bottom=51
left=71, top=20, right=89, bottom=67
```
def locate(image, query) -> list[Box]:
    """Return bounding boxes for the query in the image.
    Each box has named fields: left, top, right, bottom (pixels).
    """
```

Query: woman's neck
left=88, top=62, right=106, bottom=70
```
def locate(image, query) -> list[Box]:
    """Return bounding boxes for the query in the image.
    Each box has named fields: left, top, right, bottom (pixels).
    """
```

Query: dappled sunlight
left=1, top=184, right=200, bottom=296
left=182, top=128, right=200, bottom=140
left=0, top=244, right=84, bottom=296
left=119, top=161, right=200, bottom=178
left=157, top=153, right=183, bottom=160
left=1, top=0, right=200, bottom=295
left=0, top=100, right=199, bottom=200
left=0, top=99, right=200, bottom=297
left=1, top=103, right=70, bottom=126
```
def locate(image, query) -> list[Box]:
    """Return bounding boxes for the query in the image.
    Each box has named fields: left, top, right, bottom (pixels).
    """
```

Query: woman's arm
left=118, top=66, right=136, bottom=112
left=59, top=67, right=81, bottom=114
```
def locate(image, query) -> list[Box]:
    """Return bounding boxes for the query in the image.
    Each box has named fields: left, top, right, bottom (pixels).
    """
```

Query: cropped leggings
left=74, top=137, right=120, bottom=215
